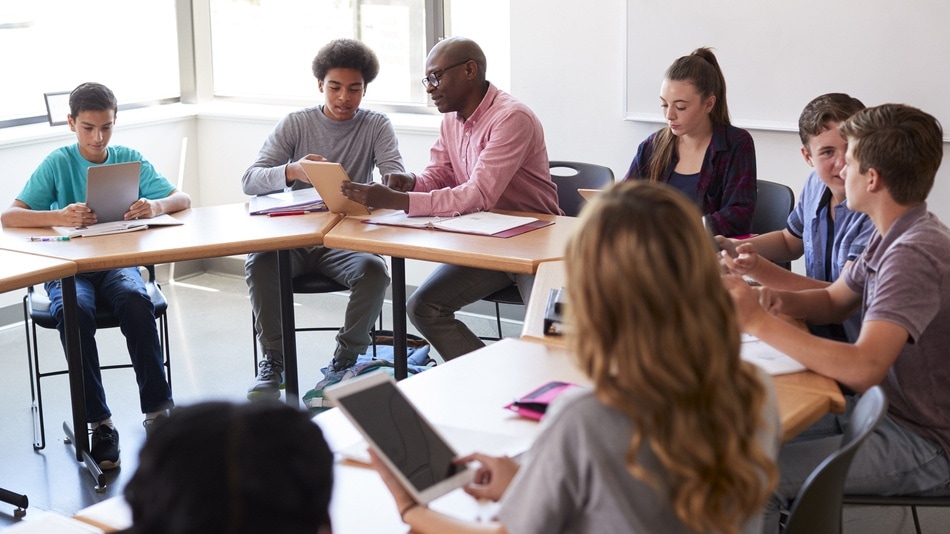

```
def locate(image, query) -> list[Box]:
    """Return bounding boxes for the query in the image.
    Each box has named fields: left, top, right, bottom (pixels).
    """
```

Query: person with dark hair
left=120, top=401, right=333, bottom=534
left=371, top=181, right=779, bottom=533
left=625, top=47, right=757, bottom=237
left=243, top=38, right=403, bottom=398
left=718, top=93, right=874, bottom=342
left=1, top=82, right=190, bottom=469
left=339, top=36, right=561, bottom=362
left=726, top=103, right=950, bottom=532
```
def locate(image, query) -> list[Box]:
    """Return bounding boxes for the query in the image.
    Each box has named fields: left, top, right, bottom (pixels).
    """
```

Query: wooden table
left=324, top=210, right=578, bottom=378
left=0, top=251, right=78, bottom=518
left=0, top=204, right=340, bottom=484
left=521, top=260, right=846, bottom=442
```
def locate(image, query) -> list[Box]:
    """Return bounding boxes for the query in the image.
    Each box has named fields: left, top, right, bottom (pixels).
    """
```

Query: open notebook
left=53, top=214, right=183, bottom=238
left=366, top=211, right=553, bottom=238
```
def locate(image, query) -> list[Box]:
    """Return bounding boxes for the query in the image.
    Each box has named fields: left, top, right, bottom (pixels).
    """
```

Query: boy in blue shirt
left=718, top=93, right=874, bottom=341
left=1, top=82, right=191, bottom=469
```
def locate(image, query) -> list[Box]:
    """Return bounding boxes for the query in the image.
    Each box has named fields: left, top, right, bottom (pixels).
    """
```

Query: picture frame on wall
left=43, top=91, right=71, bottom=126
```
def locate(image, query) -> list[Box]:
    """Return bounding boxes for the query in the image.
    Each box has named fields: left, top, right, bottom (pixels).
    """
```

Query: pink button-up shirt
left=408, top=84, right=561, bottom=217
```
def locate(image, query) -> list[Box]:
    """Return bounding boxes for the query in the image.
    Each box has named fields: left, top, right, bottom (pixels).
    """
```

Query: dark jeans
left=45, top=268, right=173, bottom=423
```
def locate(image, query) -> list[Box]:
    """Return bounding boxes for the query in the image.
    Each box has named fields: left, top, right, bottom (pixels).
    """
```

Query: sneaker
left=331, top=355, right=357, bottom=372
left=247, top=355, right=284, bottom=400
left=143, top=412, right=169, bottom=438
left=90, top=425, right=120, bottom=470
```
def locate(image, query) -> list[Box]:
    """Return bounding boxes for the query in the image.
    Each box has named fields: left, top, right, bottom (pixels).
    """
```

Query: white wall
left=509, top=0, right=950, bottom=226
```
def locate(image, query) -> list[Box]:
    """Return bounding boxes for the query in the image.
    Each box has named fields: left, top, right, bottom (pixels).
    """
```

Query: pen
left=268, top=211, right=307, bottom=217
left=29, top=236, right=70, bottom=242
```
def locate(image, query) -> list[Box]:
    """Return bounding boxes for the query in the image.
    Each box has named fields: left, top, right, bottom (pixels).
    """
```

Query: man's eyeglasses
left=421, top=59, right=471, bottom=88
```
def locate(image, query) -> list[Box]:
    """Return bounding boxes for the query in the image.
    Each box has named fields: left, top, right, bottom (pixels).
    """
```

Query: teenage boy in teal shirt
left=1, top=82, right=190, bottom=469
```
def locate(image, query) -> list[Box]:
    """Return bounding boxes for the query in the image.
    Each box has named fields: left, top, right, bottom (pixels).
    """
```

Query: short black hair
left=312, top=38, right=380, bottom=83
left=124, top=401, right=334, bottom=534
left=68, top=82, right=117, bottom=119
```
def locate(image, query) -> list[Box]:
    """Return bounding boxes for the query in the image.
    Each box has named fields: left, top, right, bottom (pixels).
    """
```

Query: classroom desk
left=324, top=210, right=578, bottom=379
left=0, top=251, right=78, bottom=518
left=521, top=260, right=847, bottom=442
left=316, top=336, right=849, bottom=532
left=0, top=204, right=340, bottom=486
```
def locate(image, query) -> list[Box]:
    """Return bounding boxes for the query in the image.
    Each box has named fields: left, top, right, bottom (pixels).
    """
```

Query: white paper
left=740, top=334, right=807, bottom=375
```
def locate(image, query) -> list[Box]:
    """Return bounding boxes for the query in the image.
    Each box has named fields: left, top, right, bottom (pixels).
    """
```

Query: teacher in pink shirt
left=342, top=36, right=560, bottom=361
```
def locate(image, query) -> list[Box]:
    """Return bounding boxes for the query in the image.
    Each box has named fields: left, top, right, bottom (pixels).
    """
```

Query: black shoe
left=91, top=425, right=120, bottom=470
left=331, top=355, right=357, bottom=372
left=143, top=412, right=169, bottom=438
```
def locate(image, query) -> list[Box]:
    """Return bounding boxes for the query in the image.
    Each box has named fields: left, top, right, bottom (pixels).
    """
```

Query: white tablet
left=86, top=161, right=141, bottom=223
left=325, top=372, right=475, bottom=504
left=300, top=160, right=371, bottom=216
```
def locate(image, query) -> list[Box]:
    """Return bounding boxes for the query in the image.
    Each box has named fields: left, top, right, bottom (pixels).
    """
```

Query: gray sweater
left=242, top=106, right=404, bottom=195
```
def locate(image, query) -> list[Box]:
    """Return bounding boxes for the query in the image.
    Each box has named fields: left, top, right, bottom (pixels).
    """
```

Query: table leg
left=62, top=276, right=107, bottom=490
left=278, top=250, right=299, bottom=407
left=391, top=257, right=407, bottom=380
left=62, top=276, right=86, bottom=461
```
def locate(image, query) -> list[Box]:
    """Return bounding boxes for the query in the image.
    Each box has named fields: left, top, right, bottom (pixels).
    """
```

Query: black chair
left=842, top=493, right=950, bottom=533
left=23, top=265, right=171, bottom=451
left=250, top=272, right=382, bottom=372
left=751, top=180, right=795, bottom=270
left=783, top=386, right=887, bottom=534
left=479, top=161, right=614, bottom=341
left=752, top=179, right=795, bottom=235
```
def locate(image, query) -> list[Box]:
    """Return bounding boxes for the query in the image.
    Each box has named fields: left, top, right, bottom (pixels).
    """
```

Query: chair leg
left=495, top=302, right=503, bottom=340
left=24, top=302, right=46, bottom=451
left=911, top=505, right=922, bottom=534
left=160, top=314, right=172, bottom=392
left=251, top=314, right=259, bottom=374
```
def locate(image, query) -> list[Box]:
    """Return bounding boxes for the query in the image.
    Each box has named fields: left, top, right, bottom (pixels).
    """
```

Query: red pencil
left=268, top=211, right=307, bottom=217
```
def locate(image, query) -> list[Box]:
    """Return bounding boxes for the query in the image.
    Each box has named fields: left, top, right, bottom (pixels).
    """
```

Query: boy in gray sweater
left=242, top=39, right=404, bottom=399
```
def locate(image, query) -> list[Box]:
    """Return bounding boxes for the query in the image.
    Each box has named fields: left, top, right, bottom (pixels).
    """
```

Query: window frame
left=0, top=0, right=448, bottom=129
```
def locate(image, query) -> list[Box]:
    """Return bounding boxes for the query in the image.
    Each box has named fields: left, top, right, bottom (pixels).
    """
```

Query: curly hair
left=123, top=401, right=333, bottom=534
left=312, top=38, right=380, bottom=83
left=798, top=93, right=865, bottom=149
left=565, top=181, right=777, bottom=534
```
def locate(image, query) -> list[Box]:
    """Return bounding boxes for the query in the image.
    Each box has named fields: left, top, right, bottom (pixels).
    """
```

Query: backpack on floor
left=303, top=331, right=435, bottom=411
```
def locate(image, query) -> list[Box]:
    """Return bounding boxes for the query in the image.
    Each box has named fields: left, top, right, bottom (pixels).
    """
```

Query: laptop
left=85, top=161, right=141, bottom=223
left=300, top=161, right=371, bottom=216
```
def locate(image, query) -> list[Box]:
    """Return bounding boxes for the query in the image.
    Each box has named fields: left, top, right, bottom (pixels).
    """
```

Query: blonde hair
left=565, top=181, right=776, bottom=534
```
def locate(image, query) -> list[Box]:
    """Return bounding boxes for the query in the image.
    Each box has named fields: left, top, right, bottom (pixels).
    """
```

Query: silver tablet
left=86, top=161, right=140, bottom=223
left=325, top=372, right=475, bottom=504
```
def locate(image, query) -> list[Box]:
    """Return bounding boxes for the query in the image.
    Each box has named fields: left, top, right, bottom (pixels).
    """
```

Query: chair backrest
left=752, top=180, right=795, bottom=236
left=783, top=386, right=888, bottom=534
left=549, top=161, right=614, bottom=217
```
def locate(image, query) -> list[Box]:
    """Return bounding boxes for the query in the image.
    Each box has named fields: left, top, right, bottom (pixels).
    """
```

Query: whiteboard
left=624, top=0, right=950, bottom=139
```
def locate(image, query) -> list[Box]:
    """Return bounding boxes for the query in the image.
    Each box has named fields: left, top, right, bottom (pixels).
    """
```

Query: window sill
left=0, top=100, right=442, bottom=149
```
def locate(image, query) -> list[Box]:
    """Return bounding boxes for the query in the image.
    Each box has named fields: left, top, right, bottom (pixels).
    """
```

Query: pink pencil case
left=504, top=381, right=580, bottom=421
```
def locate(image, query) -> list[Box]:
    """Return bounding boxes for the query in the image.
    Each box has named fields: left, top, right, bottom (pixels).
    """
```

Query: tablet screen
left=327, top=373, right=471, bottom=502
left=330, top=375, right=463, bottom=495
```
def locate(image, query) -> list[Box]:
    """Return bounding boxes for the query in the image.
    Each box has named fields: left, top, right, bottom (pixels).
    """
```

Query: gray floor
left=0, top=271, right=522, bottom=527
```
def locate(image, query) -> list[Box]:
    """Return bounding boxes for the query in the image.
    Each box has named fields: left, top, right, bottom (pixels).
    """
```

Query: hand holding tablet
left=325, top=372, right=475, bottom=504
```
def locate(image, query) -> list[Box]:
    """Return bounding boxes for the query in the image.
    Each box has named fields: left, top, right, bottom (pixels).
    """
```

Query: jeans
left=763, top=395, right=950, bottom=533
left=407, top=264, right=535, bottom=361
left=245, top=247, right=390, bottom=365
left=45, top=268, right=173, bottom=424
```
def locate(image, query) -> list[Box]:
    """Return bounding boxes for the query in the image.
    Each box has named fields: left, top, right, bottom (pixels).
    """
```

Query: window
left=208, top=0, right=510, bottom=109
left=0, top=0, right=180, bottom=126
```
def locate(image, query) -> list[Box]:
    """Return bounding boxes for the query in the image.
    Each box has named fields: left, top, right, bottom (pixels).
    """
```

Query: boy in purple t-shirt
left=725, top=104, right=950, bottom=532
